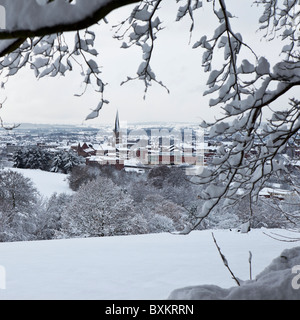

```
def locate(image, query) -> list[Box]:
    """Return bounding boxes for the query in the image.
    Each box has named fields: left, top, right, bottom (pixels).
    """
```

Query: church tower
left=114, top=110, right=120, bottom=147
left=113, top=110, right=124, bottom=169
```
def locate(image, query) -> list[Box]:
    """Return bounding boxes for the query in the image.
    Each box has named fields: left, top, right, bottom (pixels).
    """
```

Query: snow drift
left=168, top=246, right=300, bottom=300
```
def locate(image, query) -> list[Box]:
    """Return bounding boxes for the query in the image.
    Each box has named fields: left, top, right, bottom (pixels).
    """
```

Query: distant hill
left=0, top=123, right=99, bottom=131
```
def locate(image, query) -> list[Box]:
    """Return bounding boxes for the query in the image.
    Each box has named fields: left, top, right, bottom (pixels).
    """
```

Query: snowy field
left=7, top=168, right=74, bottom=198
left=0, top=229, right=299, bottom=300
left=0, top=168, right=299, bottom=300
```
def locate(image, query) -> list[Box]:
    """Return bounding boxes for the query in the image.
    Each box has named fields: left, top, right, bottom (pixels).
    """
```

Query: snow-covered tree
left=35, top=192, right=72, bottom=240
left=12, top=148, right=26, bottom=168
left=60, top=176, right=148, bottom=238
left=13, top=147, right=52, bottom=171
left=0, top=0, right=299, bottom=230
left=51, top=150, right=84, bottom=174
left=137, top=193, right=187, bottom=232
left=0, top=169, right=40, bottom=241
left=68, top=165, right=101, bottom=191
left=0, top=169, right=38, bottom=211
left=27, top=147, right=51, bottom=171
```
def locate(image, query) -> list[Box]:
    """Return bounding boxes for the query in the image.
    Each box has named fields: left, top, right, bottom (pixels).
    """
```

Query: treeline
left=12, top=147, right=84, bottom=174
left=0, top=166, right=195, bottom=242
left=0, top=165, right=299, bottom=242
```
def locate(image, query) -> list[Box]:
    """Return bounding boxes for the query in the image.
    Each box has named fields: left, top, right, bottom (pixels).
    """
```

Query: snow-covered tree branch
left=185, top=0, right=300, bottom=232
left=0, top=0, right=140, bottom=43
left=0, top=0, right=299, bottom=231
left=0, top=0, right=142, bottom=120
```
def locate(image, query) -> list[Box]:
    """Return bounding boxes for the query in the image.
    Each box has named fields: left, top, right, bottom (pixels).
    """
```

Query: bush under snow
left=168, top=246, right=300, bottom=300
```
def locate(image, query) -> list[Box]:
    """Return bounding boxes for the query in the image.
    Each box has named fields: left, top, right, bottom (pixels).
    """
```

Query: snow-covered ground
left=7, top=168, right=73, bottom=198
left=0, top=168, right=299, bottom=300
left=0, top=229, right=299, bottom=300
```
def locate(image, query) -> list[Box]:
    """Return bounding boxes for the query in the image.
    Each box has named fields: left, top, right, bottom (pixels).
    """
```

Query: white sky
left=0, top=0, right=295, bottom=127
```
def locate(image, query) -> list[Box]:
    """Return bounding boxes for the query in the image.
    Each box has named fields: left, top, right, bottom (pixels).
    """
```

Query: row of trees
left=1, top=164, right=299, bottom=242
left=12, top=147, right=84, bottom=174
left=71, top=165, right=300, bottom=231
left=0, top=168, right=189, bottom=242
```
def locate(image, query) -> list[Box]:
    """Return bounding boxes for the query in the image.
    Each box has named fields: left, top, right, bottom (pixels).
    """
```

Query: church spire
left=114, top=110, right=120, bottom=135
left=114, top=110, right=121, bottom=166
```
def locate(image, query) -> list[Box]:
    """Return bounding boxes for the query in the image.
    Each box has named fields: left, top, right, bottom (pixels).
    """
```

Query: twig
left=211, top=232, right=240, bottom=286
left=0, top=117, right=20, bottom=130
left=249, top=251, right=253, bottom=281
left=263, top=231, right=300, bottom=242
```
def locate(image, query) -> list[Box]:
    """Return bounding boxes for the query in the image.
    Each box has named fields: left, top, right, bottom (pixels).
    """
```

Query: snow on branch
left=185, top=0, right=300, bottom=232
left=113, top=0, right=169, bottom=98
left=0, top=0, right=142, bottom=121
left=0, top=0, right=140, bottom=42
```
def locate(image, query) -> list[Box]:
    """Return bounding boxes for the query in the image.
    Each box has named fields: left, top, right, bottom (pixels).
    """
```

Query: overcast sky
left=0, top=0, right=293, bottom=127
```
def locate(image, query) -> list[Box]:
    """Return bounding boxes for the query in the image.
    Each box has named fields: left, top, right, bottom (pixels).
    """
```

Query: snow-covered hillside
left=7, top=168, right=73, bottom=198
left=0, top=229, right=299, bottom=300
left=0, top=168, right=299, bottom=300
